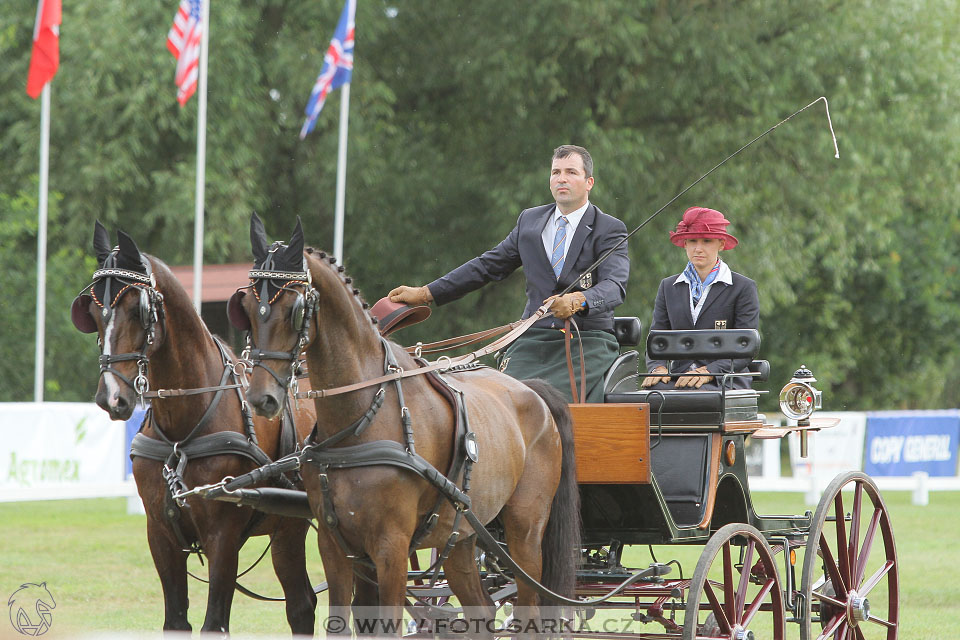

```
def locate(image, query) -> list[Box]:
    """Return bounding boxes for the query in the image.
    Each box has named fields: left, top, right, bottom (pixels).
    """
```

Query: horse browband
left=92, top=267, right=154, bottom=286
left=249, top=268, right=309, bottom=282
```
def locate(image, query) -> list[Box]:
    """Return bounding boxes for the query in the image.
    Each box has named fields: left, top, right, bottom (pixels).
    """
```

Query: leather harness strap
left=296, top=305, right=551, bottom=400
left=563, top=318, right=587, bottom=403
left=404, top=321, right=524, bottom=356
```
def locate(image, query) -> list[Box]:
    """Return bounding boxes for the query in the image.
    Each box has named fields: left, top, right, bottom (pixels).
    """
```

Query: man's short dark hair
left=552, top=145, right=593, bottom=178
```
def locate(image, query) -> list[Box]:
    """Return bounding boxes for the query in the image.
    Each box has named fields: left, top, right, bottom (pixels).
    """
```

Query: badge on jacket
left=579, top=272, right=593, bottom=289
left=715, top=320, right=727, bottom=329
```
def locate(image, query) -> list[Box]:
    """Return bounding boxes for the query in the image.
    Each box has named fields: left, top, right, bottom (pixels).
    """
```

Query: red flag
left=26, top=0, right=61, bottom=99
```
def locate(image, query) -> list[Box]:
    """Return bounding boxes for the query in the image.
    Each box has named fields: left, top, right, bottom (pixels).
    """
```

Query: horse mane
left=145, top=253, right=231, bottom=357
left=303, top=247, right=383, bottom=334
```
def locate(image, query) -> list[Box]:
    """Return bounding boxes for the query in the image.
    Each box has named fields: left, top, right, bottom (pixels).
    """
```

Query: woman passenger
left=641, top=207, right=759, bottom=390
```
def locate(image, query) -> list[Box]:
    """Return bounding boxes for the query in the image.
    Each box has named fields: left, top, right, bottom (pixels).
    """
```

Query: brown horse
left=228, top=214, right=580, bottom=631
left=71, top=222, right=318, bottom=634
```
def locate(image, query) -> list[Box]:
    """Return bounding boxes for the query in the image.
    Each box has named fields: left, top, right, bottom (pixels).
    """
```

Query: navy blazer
left=428, top=203, right=629, bottom=333
left=646, top=270, right=759, bottom=388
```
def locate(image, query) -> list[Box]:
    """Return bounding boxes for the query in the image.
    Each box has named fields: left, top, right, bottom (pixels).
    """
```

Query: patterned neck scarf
left=684, top=259, right=721, bottom=305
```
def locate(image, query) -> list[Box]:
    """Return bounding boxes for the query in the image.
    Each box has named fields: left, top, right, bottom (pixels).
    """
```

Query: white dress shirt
left=541, top=200, right=589, bottom=266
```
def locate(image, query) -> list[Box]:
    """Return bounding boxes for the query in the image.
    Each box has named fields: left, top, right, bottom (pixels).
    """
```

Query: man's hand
left=544, top=292, right=587, bottom=319
left=641, top=366, right=671, bottom=388
left=676, top=365, right=713, bottom=389
left=388, top=285, right=433, bottom=306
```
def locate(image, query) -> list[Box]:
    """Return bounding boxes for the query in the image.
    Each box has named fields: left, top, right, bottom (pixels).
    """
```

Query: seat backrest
left=614, top=317, right=642, bottom=347
left=647, top=329, right=761, bottom=361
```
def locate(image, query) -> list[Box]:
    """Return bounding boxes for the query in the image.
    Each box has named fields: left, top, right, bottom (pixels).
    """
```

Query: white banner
left=0, top=402, right=130, bottom=501
left=788, top=411, right=866, bottom=487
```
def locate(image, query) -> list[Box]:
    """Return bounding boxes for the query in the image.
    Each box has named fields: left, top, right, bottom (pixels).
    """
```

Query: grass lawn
left=0, top=491, right=956, bottom=637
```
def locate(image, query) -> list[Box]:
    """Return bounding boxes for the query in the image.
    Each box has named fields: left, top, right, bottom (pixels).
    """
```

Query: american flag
left=300, top=0, right=355, bottom=139
left=166, top=0, right=203, bottom=107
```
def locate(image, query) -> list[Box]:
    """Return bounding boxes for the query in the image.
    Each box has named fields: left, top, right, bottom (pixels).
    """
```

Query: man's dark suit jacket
left=428, top=203, right=629, bottom=334
left=646, top=270, right=759, bottom=389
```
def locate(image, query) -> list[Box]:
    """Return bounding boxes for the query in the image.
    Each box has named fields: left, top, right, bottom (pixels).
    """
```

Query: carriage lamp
left=779, top=366, right=822, bottom=458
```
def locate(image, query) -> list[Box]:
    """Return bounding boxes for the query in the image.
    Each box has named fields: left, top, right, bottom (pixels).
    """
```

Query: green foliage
left=2, top=0, right=959, bottom=409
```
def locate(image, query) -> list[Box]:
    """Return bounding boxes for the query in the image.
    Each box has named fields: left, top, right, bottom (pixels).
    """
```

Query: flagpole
left=191, top=0, right=211, bottom=312
left=333, top=82, right=350, bottom=265
left=33, top=82, right=51, bottom=403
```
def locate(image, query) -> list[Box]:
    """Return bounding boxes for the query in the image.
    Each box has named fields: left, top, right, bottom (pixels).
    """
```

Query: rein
left=294, top=304, right=551, bottom=400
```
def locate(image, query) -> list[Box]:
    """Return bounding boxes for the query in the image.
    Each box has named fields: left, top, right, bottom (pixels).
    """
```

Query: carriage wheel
left=799, top=471, right=899, bottom=640
left=683, top=523, right=785, bottom=640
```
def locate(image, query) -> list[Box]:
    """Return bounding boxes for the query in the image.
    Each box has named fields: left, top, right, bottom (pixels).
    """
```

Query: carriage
left=195, top=313, right=897, bottom=640
left=76, top=220, right=897, bottom=639
left=391, top=320, right=899, bottom=640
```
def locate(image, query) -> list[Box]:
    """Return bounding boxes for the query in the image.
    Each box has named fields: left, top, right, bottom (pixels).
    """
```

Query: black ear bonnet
left=228, top=213, right=310, bottom=331
left=71, top=223, right=162, bottom=334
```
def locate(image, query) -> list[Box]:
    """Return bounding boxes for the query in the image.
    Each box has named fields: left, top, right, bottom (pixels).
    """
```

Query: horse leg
left=317, top=526, right=355, bottom=636
left=145, top=518, right=192, bottom=631
left=270, top=519, right=317, bottom=635
left=443, top=538, right=497, bottom=636
left=370, top=535, right=414, bottom=636
left=199, top=528, right=243, bottom=633
left=352, top=564, right=380, bottom=636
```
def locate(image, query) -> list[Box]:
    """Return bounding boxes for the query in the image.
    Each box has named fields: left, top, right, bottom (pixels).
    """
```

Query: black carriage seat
left=604, top=328, right=768, bottom=424
left=599, top=317, right=643, bottom=398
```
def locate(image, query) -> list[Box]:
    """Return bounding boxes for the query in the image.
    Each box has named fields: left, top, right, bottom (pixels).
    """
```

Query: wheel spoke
left=834, top=492, right=850, bottom=589
left=740, top=577, right=774, bottom=628
left=854, top=626, right=867, bottom=640
left=735, top=540, right=755, bottom=619
left=811, top=590, right=846, bottom=609
left=819, top=532, right=849, bottom=594
left=702, top=580, right=732, bottom=633
left=854, top=507, right=881, bottom=587
left=848, top=482, right=862, bottom=583
left=723, top=542, right=735, bottom=625
left=819, top=611, right=845, bottom=639
left=867, top=615, right=896, bottom=629
left=860, top=560, right=894, bottom=597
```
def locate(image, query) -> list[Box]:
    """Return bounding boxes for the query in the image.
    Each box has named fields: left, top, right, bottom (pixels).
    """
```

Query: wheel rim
left=800, top=472, right=899, bottom=640
left=685, top=523, right=785, bottom=640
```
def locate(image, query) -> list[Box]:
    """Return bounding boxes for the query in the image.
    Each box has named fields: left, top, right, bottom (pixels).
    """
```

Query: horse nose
left=96, top=387, right=132, bottom=420
left=251, top=392, right=281, bottom=418
left=113, top=394, right=130, bottom=419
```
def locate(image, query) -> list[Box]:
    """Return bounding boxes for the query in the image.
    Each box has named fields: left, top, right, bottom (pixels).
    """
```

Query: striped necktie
left=551, top=216, right=569, bottom=279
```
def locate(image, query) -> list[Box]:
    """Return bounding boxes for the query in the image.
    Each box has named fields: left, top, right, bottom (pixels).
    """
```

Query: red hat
left=370, top=297, right=431, bottom=337
left=669, top=207, right=739, bottom=250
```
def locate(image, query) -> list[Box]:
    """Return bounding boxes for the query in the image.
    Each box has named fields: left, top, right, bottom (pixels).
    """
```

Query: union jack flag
left=166, top=0, right=203, bottom=107
left=300, top=0, right=355, bottom=139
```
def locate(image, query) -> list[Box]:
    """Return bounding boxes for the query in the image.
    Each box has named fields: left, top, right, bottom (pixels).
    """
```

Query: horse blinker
left=71, top=294, right=98, bottom=333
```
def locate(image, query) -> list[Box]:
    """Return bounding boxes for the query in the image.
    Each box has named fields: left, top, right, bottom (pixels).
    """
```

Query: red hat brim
left=669, top=230, right=739, bottom=250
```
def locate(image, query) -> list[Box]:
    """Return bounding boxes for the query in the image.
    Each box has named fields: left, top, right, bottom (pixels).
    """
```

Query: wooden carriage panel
left=569, top=403, right=650, bottom=484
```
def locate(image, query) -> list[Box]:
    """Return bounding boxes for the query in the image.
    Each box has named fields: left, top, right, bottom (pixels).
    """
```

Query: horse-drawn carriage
left=74, top=219, right=897, bottom=639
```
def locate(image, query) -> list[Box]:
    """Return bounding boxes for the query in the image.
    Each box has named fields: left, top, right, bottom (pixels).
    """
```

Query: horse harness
left=227, top=247, right=317, bottom=399
left=74, top=249, right=300, bottom=553
left=298, top=335, right=482, bottom=578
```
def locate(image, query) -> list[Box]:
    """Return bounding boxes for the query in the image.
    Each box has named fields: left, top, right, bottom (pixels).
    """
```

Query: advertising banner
left=788, top=411, right=866, bottom=481
left=0, top=403, right=126, bottom=500
left=865, top=410, right=959, bottom=477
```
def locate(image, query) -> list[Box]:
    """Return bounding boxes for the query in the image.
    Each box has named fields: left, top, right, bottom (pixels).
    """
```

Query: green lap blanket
left=496, top=328, right=620, bottom=403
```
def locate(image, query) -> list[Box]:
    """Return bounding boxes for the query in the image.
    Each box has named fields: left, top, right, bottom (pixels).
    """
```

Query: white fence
left=1, top=403, right=958, bottom=506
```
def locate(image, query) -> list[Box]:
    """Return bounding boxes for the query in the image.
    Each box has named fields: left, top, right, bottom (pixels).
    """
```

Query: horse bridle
left=228, top=245, right=317, bottom=399
left=71, top=251, right=165, bottom=402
